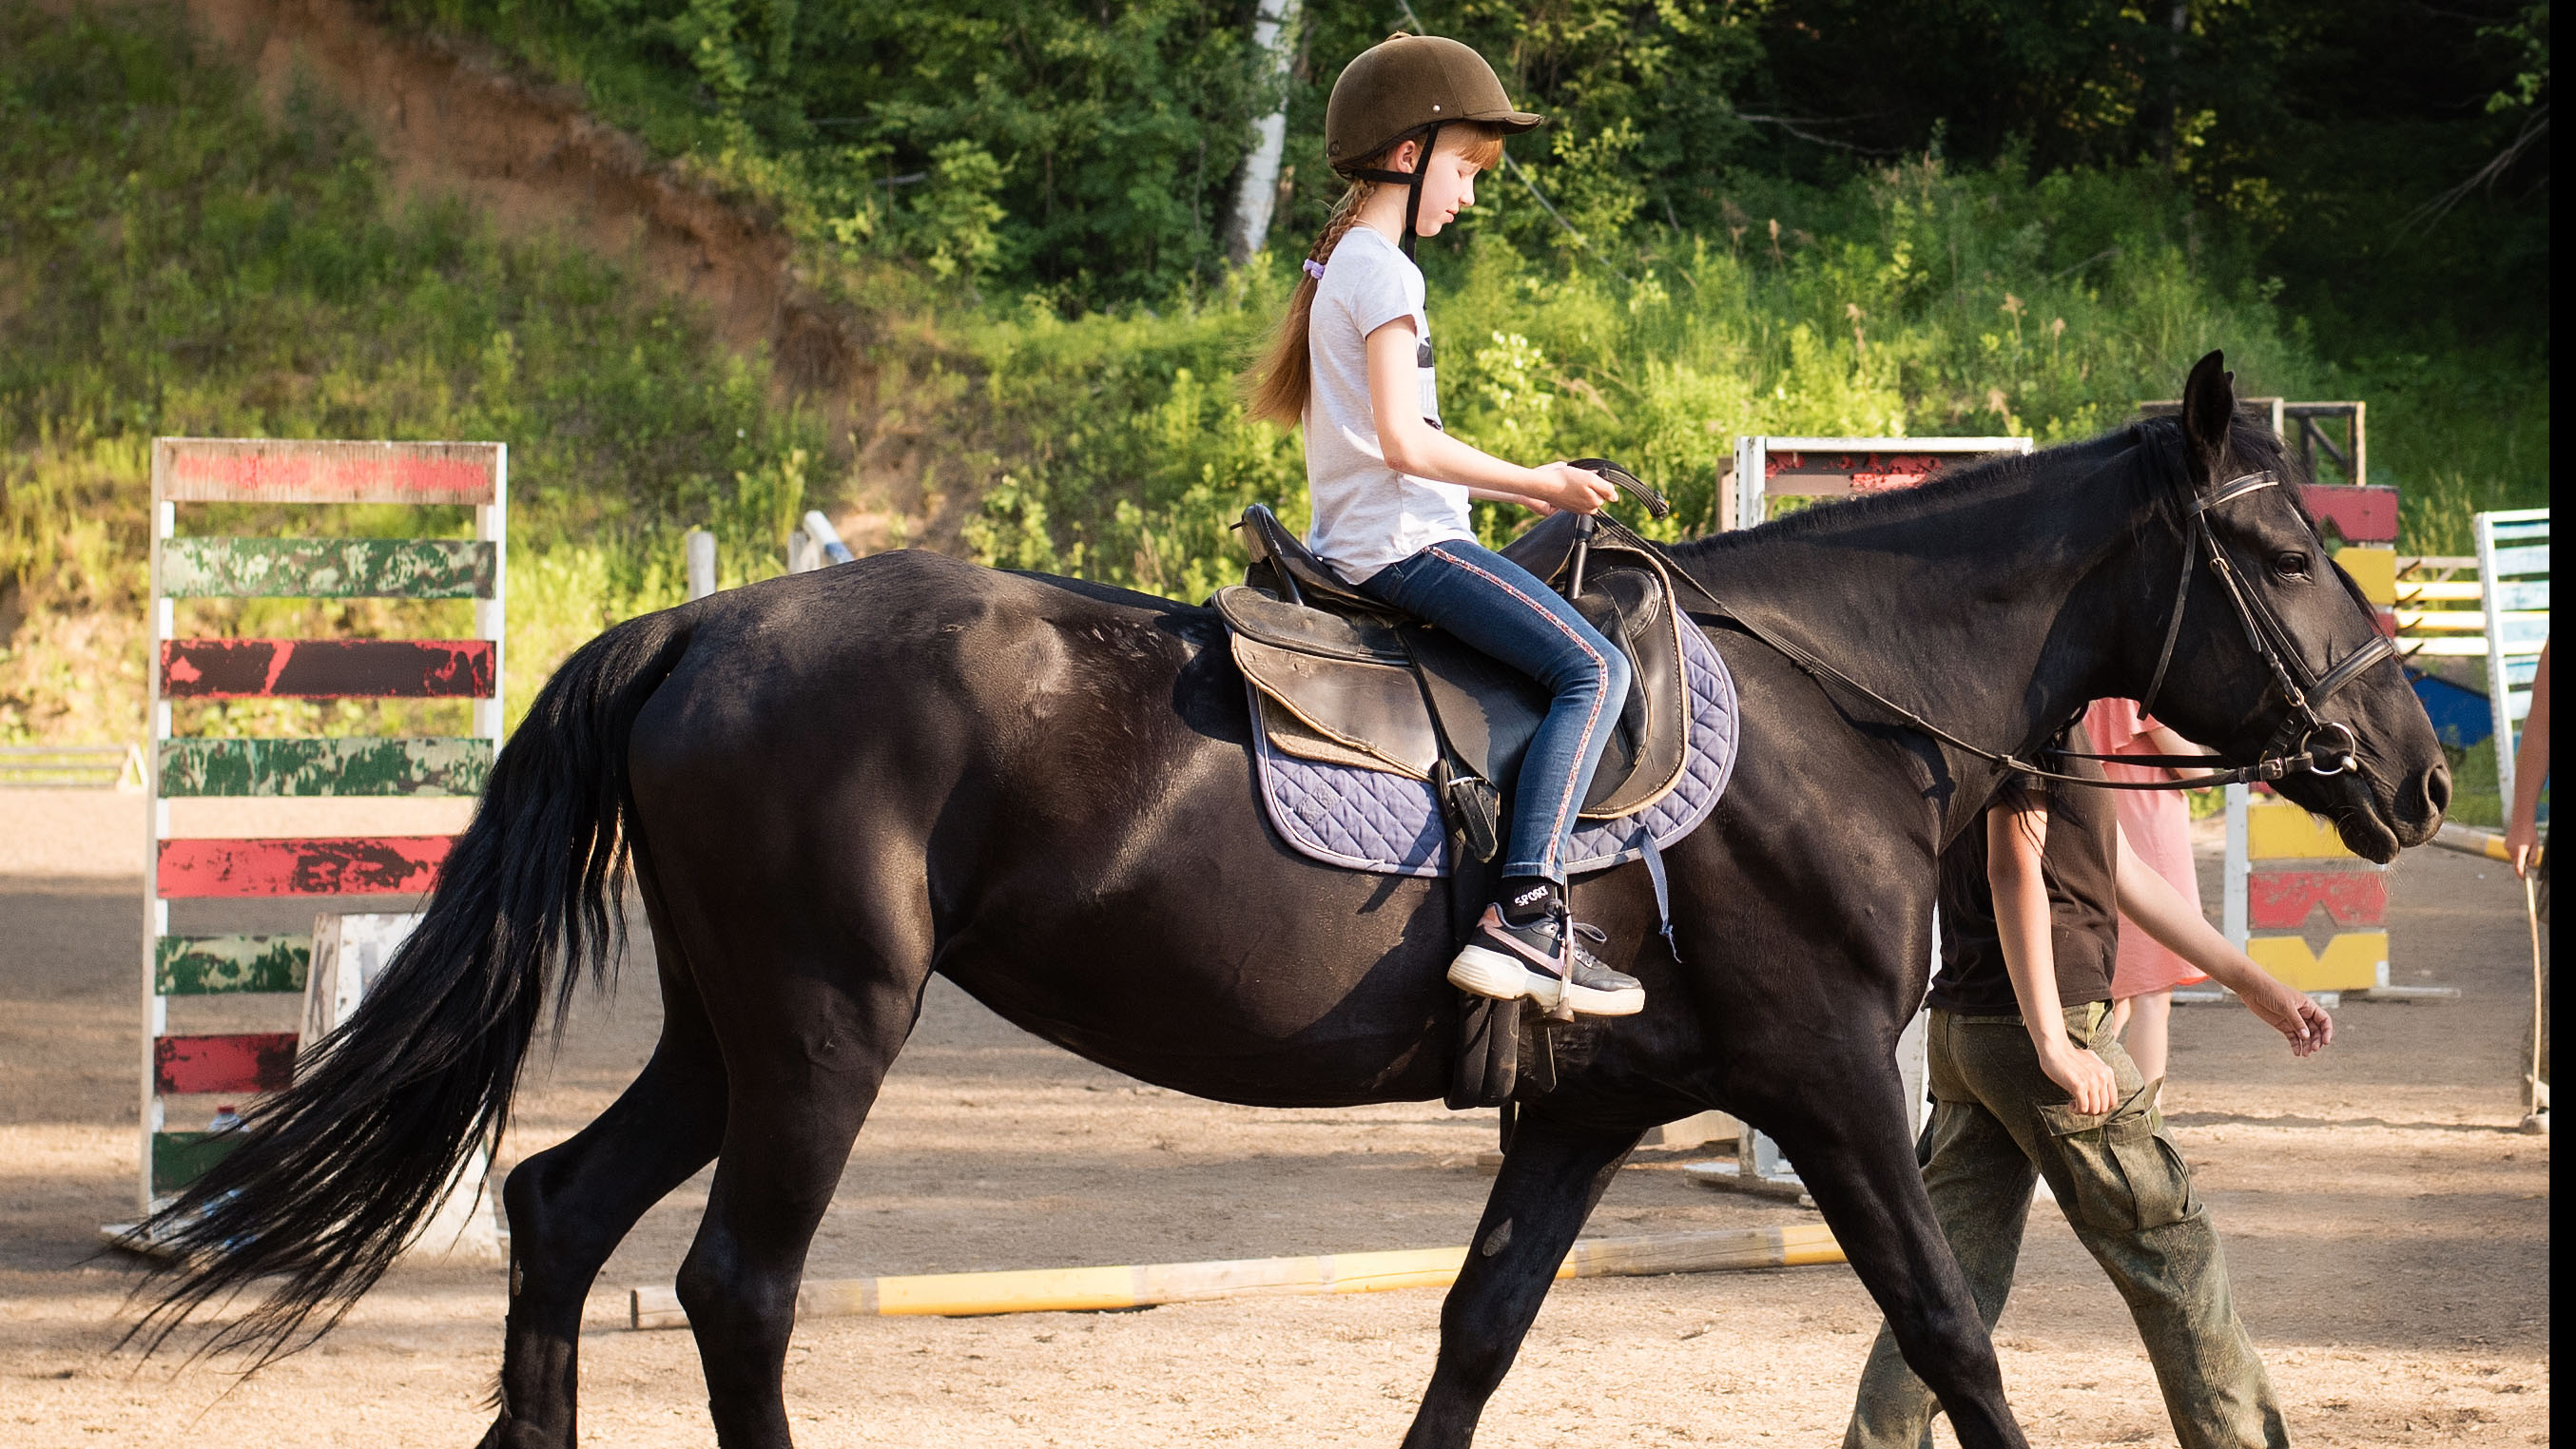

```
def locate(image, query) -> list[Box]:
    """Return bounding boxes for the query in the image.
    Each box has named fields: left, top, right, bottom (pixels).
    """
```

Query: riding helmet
left=1324, top=34, right=1543, bottom=175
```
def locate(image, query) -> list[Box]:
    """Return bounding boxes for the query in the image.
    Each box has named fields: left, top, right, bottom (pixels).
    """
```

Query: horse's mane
left=1673, top=410, right=2310, bottom=563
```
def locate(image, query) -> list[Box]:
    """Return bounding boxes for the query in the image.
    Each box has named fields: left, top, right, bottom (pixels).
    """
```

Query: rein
left=1579, top=465, right=2395, bottom=795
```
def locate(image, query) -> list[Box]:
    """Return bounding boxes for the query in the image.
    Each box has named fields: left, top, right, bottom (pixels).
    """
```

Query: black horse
left=137, top=356, right=2445, bottom=1448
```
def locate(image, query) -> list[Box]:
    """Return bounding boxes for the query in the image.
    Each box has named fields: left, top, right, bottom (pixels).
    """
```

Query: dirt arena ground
left=0, top=789, right=2547, bottom=1447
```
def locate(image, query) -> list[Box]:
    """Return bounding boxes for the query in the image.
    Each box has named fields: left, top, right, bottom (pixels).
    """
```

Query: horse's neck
left=1685, top=467, right=2140, bottom=814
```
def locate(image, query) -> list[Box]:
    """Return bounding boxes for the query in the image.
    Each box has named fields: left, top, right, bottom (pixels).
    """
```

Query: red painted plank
left=157, top=836, right=453, bottom=898
left=1766, top=452, right=1950, bottom=493
left=2303, top=485, right=2399, bottom=544
left=159, top=439, right=500, bottom=505
left=155, top=1033, right=299, bottom=1095
left=2246, top=869, right=2388, bottom=929
left=2373, top=607, right=2397, bottom=638
left=161, top=639, right=494, bottom=698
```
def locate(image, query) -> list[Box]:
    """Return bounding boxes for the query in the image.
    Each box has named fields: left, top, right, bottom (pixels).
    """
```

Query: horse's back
left=629, top=551, right=1222, bottom=774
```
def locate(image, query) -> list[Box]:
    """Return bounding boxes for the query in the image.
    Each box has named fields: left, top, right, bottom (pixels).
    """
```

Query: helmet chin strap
left=1348, top=122, right=1443, bottom=260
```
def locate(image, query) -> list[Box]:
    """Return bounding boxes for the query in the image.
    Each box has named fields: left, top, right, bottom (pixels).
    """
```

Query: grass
left=0, top=0, right=823, bottom=741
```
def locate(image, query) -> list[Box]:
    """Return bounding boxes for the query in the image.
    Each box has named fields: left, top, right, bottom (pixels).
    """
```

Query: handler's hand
left=2505, top=815, right=2541, bottom=878
left=2242, top=977, right=2333, bottom=1057
left=2038, top=1037, right=2120, bottom=1116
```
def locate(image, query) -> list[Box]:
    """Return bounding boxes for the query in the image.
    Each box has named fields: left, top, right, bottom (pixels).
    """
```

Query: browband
left=2196, top=469, right=2279, bottom=511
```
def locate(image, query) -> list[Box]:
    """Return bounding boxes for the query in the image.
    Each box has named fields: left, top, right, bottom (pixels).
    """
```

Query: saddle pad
left=1250, top=620, right=1739, bottom=877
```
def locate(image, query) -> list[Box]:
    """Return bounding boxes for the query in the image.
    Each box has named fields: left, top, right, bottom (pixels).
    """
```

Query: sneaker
left=1447, top=905, right=1646, bottom=1016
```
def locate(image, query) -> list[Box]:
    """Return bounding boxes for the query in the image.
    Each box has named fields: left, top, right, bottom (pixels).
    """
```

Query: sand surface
left=0, top=788, right=2547, bottom=1446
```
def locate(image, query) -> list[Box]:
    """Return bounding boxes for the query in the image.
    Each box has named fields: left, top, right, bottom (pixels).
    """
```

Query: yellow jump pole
left=2432, top=821, right=2520, bottom=863
left=629, top=1224, right=1842, bottom=1329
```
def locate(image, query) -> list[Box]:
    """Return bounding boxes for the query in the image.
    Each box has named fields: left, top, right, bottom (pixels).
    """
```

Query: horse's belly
left=932, top=760, right=1462, bottom=1108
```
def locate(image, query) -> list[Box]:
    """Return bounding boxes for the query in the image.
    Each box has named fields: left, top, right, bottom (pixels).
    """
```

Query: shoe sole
left=1448, top=944, right=1646, bottom=1017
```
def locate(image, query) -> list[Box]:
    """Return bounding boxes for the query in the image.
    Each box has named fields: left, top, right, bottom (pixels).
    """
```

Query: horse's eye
left=2271, top=551, right=2312, bottom=579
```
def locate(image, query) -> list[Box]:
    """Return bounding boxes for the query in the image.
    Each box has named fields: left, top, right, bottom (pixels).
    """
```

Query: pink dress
left=2085, top=698, right=2211, bottom=996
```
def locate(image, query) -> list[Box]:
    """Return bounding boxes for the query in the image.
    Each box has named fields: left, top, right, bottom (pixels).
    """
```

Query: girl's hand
left=1529, top=461, right=1617, bottom=515
left=2241, top=977, right=2334, bottom=1057
left=2037, top=1036, right=2120, bottom=1115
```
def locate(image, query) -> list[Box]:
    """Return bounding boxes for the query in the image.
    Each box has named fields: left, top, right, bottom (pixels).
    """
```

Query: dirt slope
left=59, top=0, right=952, bottom=545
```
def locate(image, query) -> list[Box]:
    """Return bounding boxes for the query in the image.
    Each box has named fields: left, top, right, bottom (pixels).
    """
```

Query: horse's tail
left=129, top=607, right=695, bottom=1364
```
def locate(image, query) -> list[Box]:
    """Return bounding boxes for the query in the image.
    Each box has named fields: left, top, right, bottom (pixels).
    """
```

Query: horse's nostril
left=2424, top=761, right=2453, bottom=817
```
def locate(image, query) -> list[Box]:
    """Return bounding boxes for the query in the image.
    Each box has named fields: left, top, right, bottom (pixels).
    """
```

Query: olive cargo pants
left=1845, top=1005, right=2289, bottom=1449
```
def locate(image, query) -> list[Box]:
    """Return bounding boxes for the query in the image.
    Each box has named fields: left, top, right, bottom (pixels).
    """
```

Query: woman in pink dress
left=2085, top=697, right=2214, bottom=1084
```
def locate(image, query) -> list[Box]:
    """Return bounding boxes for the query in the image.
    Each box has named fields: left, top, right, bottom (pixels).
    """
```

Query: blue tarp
left=2411, top=669, right=2491, bottom=748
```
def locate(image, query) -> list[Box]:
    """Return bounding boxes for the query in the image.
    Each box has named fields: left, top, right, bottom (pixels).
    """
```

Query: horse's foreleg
left=1401, top=1111, right=1644, bottom=1449
left=1762, top=1063, right=2028, bottom=1449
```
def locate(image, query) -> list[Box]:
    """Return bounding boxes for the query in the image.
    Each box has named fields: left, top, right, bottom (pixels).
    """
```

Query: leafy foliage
left=0, top=0, right=2549, bottom=751
left=956, top=159, right=2334, bottom=587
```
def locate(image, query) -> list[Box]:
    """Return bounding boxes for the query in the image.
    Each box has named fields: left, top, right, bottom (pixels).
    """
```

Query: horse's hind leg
left=671, top=924, right=930, bottom=1447
left=1402, top=1110, right=1644, bottom=1449
left=485, top=917, right=729, bottom=1447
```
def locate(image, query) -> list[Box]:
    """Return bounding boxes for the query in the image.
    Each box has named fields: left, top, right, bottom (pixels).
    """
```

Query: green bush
left=953, top=158, right=2339, bottom=587
left=0, top=0, right=2547, bottom=758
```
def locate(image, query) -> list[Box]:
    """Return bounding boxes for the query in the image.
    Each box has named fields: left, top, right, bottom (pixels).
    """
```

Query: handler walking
left=1844, top=726, right=2331, bottom=1449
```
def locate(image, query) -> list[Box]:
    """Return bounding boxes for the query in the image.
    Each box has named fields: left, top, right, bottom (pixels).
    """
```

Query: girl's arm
left=1988, top=801, right=2121, bottom=1113
left=2111, top=826, right=2332, bottom=1056
left=1365, top=319, right=1615, bottom=512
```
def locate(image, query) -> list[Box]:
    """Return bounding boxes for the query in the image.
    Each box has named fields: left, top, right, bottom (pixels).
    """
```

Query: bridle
left=2120, top=468, right=2397, bottom=785
left=1571, top=461, right=2398, bottom=794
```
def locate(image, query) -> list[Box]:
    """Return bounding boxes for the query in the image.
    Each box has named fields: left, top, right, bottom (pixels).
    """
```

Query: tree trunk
left=1223, top=0, right=1304, bottom=267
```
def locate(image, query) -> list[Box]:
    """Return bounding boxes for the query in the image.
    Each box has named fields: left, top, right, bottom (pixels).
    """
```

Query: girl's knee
left=1591, top=636, right=1632, bottom=701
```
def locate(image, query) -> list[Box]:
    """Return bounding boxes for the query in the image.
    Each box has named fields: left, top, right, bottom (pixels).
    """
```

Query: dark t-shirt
left=1927, top=726, right=2120, bottom=1015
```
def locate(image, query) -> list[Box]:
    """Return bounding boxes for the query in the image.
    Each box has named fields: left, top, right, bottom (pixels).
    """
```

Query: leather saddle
left=1217, top=504, right=1694, bottom=852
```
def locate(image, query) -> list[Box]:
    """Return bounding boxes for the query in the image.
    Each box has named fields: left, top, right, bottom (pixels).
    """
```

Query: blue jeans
left=1360, top=539, right=1632, bottom=884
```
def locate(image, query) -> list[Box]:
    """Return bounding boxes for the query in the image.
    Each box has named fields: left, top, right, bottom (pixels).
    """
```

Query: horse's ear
left=2179, top=350, right=2235, bottom=483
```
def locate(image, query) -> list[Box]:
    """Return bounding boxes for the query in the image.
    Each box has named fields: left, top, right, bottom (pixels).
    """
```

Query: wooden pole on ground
left=629, top=1224, right=1843, bottom=1329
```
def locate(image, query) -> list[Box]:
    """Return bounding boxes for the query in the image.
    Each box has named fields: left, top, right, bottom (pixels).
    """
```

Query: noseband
left=2127, top=469, right=2398, bottom=782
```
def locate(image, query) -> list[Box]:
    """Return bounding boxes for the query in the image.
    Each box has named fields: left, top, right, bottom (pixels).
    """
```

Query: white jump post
left=2475, top=509, right=2550, bottom=820
left=685, top=528, right=718, bottom=601
left=2476, top=508, right=2550, bottom=1119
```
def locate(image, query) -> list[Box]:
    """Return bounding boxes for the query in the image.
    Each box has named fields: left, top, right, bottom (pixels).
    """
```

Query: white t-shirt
left=1302, top=225, right=1475, bottom=583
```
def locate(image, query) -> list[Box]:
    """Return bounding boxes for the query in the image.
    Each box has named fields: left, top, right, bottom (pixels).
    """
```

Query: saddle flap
left=1230, top=633, right=1441, bottom=779
left=1565, top=563, right=1692, bottom=819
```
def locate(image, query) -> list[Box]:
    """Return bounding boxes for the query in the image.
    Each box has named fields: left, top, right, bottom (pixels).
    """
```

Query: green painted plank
left=155, top=935, right=310, bottom=995
left=162, top=537, right=494, bottom=598
left=159, top=737, right=492, bottom=797
left=152, top=1130, right=243, bottom=1194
